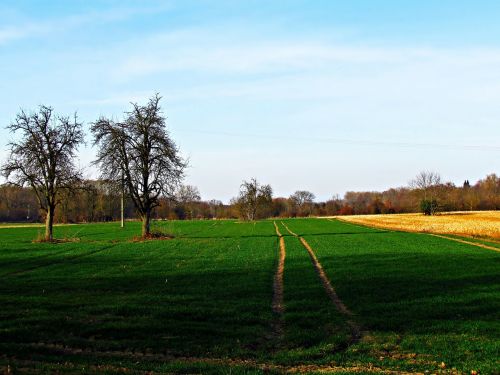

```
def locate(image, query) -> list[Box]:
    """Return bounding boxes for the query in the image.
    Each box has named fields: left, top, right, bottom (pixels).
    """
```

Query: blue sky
left=1, top=1, right=499, bottom=202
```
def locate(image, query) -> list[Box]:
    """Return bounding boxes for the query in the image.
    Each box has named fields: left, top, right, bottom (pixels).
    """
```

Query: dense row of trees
left=230, top=172, right=499, bottom=218
left=1, top=173, right=498, bottom=224
left=340, top=173, right=499, bottom=215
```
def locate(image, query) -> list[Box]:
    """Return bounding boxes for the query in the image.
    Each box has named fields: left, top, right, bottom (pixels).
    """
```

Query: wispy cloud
left=110, top=27, right=500, bottom=79
left=0, top=3, right=172, bottom=45
left=0, top=23, right=48, bottom=44
left=115, top=42, right=422, bottom=77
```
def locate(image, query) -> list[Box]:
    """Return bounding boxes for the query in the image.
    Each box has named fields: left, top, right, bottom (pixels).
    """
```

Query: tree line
left=1, top=172, right=498, bottom=223
left=1, top=95, right=498, bottom=241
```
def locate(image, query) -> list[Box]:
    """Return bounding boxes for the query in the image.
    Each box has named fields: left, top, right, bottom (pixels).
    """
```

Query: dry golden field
left=337, top=211, right=500, bottom=240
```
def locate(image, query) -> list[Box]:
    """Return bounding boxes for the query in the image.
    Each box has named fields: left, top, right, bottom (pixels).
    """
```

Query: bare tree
left=289, top=190, right=316, bottom=216
left=410, top=171, right=441, bottom=215
left=176, top=185, right=201, bottom=219
left=208, top=199, right=223, bottom=219
left=176, top=185, right=201, bottom=203
left=410, top=171, right=441, bottom=199
left=235, top=178, right=273, bottom=220
left=1, top=106, right=83, bottom=241
left=91, top=94, right=186, bottom=237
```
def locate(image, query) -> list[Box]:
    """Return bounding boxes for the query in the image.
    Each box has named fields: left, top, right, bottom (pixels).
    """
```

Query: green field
left=1, top=219, right=499, bottom=374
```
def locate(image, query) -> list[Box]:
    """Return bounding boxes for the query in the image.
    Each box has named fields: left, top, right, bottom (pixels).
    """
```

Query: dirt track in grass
left=281, top=221, right=364, bottom=345
left=429, top=233, right=500, bottom=252
left=272, top=221, right=286, bottom=342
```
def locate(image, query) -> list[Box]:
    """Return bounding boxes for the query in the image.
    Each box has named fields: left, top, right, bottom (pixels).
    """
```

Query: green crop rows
left=0, top=219, right=498, bottom=374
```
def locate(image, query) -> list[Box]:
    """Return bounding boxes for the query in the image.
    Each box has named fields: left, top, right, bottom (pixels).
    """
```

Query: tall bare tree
left=410, top=171, right=441, bottom=199
left=1, top=106, right=83, bottom=241
left=91, top=94, right=185, bottom=237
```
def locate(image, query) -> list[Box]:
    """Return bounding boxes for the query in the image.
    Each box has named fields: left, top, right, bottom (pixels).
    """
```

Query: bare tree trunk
left=120, top=173, right=125, bottom=228
left=142, top=209, right=151, bottom=237
left=120, top=190, right=125, bottom=228
left=45, top=205, right=55, bottom=241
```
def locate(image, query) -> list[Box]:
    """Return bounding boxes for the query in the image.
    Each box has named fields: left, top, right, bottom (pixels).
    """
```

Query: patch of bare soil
left=130, top=231, right=175, bottom=242
left=32, top=237, right=80, bottom=244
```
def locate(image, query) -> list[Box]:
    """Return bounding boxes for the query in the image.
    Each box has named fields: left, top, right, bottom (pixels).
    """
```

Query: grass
left=0, top=218, right=499, bottom=373
left=276, top=225, right=351, bottom=362
left=284, top=218, right=500, bottom=374
left=337, top=211, right=500, bottom=240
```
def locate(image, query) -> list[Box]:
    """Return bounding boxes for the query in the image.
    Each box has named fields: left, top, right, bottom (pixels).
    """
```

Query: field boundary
left=329, top=217, right=390, bottom=232
left=429, top=234, right=500, bottom=252
left=280, top=221, right=363, bottom=345
left=333, top=213, right=500, bottom=241
left=334, top=217, right=500, bottom=253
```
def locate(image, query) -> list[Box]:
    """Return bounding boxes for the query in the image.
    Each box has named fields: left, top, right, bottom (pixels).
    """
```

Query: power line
left=175, top=129, right=500, bottom=151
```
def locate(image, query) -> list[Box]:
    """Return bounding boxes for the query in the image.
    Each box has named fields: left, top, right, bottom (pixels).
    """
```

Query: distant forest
left=1, top=173, right=498, bottom=223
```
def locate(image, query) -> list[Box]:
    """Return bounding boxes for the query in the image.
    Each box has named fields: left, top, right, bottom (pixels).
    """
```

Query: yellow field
left=337, top=211, right=500, bottom=240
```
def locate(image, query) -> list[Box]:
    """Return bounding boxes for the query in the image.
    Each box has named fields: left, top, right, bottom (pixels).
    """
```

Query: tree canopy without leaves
left=1, top=106, right=83, bottom=241
left=91, top=94, right=186, bottom=236
left=410, top=171, right=442, bottom=215
left=175, top=185, right=201, bottom=219
left=234, top=178, right=273, bottom=220
left=289, top=190, right=316, bottom=216
left=290, top=190, right=315, bottom=206
left=176, top=185, right=201, bottom=204
left=410, top=171, right=441, bottom=194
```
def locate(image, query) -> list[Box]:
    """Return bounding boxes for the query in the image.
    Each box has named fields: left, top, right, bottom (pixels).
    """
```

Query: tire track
left=280, top=221, right=298, bottom=236
left=298, top=236, right=362, bottom=343
left=0, top=247, right=76, bottom=275
left=2, top=243, right=117, bottom=277
left=271, top=221, right=286, bottom=342
left=281, top=221, right=363, bottom=345
left=429, top=233, right=500, bottom=252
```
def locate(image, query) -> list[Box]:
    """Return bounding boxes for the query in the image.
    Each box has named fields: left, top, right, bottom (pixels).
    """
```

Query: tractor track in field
left=2, top=244, right=117, bottom=277
left=280, top=221, right=364, bottom=345
left=0, top=247, right=77, bottom=276
left=1, top=344, right=424, bottom=374
left=429, top=233, right=500, bottom=252
left=271, top=221, right=286, bottom=343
